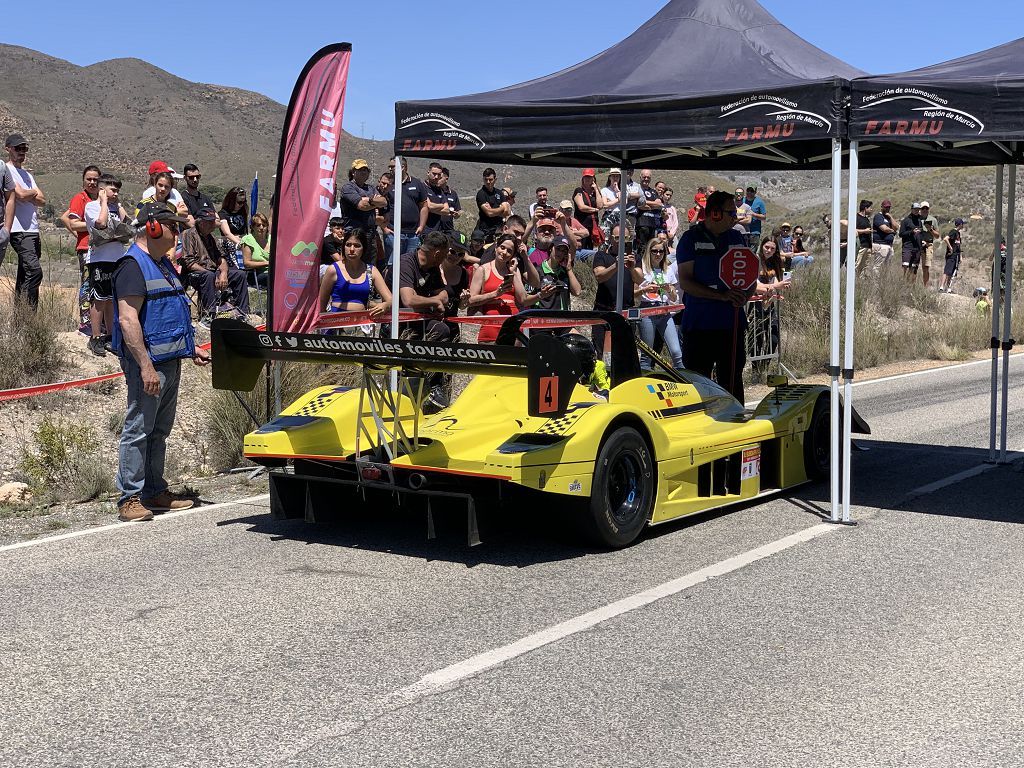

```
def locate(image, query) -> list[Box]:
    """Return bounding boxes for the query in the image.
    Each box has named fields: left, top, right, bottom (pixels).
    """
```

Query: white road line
left=396, top=522, right=838, bottom=700
left=851, top=354, right=1022, bottom=389
left=0, top=494, right=270, bottom=554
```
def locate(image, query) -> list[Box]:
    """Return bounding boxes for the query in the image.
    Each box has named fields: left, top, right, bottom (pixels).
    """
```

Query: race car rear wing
left=210, top=317, right=586, bottom=417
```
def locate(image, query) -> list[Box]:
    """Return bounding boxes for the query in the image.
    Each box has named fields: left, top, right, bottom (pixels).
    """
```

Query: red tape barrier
left=0, top=372, right=125, bottom=403
left=316, top=310, right=421, bottom=329
left=450, top=304, right=685, bottom=328
left=0, top=324, right=266, bottom=404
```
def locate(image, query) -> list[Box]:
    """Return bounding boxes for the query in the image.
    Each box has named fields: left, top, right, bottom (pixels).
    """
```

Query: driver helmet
left=563, top=333, right=598, bottom=380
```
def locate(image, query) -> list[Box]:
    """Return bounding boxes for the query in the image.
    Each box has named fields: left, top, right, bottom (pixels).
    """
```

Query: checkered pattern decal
left=536, top=412, right=583, bottom=435
left=292, top=388, right=349, bottom=417
left=647, top=383, right=680, bottom=407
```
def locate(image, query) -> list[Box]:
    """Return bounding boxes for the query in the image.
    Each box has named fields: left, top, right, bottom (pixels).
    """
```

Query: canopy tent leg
left=391, top=154, right=404, bottom=392
left=828, top=140, right=843, bottom=523
left=841, top=141, right=860, bottom=524
left=615, top=163, right=631, bottom=313
left=989, top=165, right=1004, bottom=462
left=999, top=163, right=1016, bottom=463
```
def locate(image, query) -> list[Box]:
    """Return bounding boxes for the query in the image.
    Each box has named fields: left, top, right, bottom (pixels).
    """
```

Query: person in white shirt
left=84, top=174, right=131, bottom=356
left=141, top=160, right=189, bottom=219
left=4, top=133, right=46, bottom=310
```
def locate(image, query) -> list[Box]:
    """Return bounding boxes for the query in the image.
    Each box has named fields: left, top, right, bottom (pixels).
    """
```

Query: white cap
left=919, top=200, right=931, bottom=208
left=911, top=201, right=921, bottom=208
left=608, top=167, right=622, bottom=175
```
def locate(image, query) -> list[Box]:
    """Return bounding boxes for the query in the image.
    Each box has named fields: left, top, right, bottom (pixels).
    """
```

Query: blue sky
left=7, top=0, right=1020, bottom=141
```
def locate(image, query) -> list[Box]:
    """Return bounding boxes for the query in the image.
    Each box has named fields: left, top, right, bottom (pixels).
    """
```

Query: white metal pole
left=616, top=164, right=630, bottom=313
left=989, top=165, right=1004, bottom=462
left=390, top=155, right=404, bottom=392
left=841, top=142, right=859, bottom=523
left=829, top=140, right=843, bottom=523
left=999, top=163, right=1016, bottom=462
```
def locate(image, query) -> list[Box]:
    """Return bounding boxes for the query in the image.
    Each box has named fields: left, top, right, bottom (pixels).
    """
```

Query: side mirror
left=767, top=374, right=789, bottom=388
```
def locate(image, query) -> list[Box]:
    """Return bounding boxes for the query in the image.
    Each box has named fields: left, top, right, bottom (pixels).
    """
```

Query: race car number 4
left=741, top=447, right=761, bottom=480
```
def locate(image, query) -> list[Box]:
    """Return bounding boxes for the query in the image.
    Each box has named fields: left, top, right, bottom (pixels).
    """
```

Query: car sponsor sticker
left=741, top=447, right=761, bottom=480
left=568, top=480, right=582, bottom=493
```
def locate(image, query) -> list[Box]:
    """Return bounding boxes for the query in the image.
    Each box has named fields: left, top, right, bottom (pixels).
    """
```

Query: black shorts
left=902, top=246, right=919, bottom=268
left=89, top=263, right=116, bottom=301
left=944, top=254, right=960, bottom=278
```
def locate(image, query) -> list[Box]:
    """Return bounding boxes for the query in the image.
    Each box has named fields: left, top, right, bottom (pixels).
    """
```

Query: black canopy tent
left=390, top=0, right=869, bottom=524
left=850, top=39, right=1024, bottom=464
left=394, top=0, right=865, bottom=170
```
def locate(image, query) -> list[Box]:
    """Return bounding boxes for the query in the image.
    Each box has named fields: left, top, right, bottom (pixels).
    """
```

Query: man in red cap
left=573, top=168, right=605, bottom=250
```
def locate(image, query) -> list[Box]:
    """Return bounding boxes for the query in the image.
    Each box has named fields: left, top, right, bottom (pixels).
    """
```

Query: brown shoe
left=142, top=491, right=195, bottom=513
left=118, top=496, right=154, bottom=522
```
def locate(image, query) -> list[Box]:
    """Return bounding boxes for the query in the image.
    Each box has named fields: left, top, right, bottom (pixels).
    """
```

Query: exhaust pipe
left=408, top=473, right=428, bottom=490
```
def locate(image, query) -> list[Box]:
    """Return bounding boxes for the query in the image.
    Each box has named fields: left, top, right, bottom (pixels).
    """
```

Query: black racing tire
left=581, top=427, right=655, bottom=548
left=803, top=396, right=831, bottom=481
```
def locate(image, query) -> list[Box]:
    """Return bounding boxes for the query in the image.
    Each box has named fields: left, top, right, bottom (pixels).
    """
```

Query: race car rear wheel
left=803, top=397, right=831, bottom=481
left=582, top=427, right=654, bottom=548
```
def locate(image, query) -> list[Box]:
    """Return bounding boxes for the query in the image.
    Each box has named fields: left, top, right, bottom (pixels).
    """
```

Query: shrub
left=20, top=416, right=113, bottom=502
left=0, top=294, right=71, bottom=391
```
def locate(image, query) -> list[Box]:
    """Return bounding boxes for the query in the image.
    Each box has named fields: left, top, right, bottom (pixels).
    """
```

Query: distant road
left=1, top=356, right=1022, bottom=768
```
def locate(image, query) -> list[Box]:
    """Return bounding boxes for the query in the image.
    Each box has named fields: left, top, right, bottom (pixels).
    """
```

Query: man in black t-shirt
left=869, top=198, right=897, bottom=271
left=321, top=218, right=346, bottom=267
left=423, top=162, right=455, bottom=234
left=635, top=169, right=664, bottom=250
left=179, top=164, right=214, bottom=218
left=339, top=159, right=387, bottom=264
left=397, top=230, right=451, bottom=342
left=591, top=224, right=643, bottom=355
left=853, top=199, right=873, bottom=275
left=386, top=157, right=429, bottom=258
left=441, top=167, right=461, bottom=223
left=475, top=167, right=510, bottom=240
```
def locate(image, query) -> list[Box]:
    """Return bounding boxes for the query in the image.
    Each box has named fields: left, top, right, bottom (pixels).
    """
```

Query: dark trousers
left=188, top=266, right=251, bottom=316
left=682, top=327, right=746, bottom=403
left=8, top=232, right=42, bottom=310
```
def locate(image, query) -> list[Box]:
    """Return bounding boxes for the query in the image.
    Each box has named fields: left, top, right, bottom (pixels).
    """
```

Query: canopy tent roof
left=850, top=37, right=1024, bottom=167
left=394, top=0, right=865, bottom=170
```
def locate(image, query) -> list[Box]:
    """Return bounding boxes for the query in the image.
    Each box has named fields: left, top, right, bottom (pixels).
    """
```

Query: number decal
left=538, top=376, right=558, bottom=413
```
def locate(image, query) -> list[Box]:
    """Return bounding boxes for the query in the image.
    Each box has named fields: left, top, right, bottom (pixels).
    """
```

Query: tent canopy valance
left=394, top=0, right=865, bottom=170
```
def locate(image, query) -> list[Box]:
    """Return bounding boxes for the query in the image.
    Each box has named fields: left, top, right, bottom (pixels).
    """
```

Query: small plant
left=0, top=294, right=71, bottom=391
left=20, top=416, right=113, bottom=503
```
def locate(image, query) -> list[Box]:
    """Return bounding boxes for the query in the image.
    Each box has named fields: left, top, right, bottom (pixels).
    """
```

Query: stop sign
left=719, top=246, right=759, bottom=291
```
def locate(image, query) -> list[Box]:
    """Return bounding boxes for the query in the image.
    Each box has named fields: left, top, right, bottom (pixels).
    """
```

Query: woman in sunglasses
left=218, top=187, right=249, bottom=263
left=636, top=239, right=683, bottom=369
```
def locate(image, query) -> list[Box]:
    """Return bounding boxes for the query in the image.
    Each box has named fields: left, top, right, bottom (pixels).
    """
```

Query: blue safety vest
left=113, top=243, right=195, bottom=363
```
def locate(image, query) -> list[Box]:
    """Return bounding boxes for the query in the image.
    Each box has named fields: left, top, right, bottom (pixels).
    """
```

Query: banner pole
left=616, top=162, right=631, bottom=313
left=390, top=155, right=403, bottom=393
left=999, top=163, right=1016, bottom=462
left=828, top=139, right=842, bottom=523
left=989, top=165, right=1004, bottom=462
left=841, top=141, right=859, bottom=523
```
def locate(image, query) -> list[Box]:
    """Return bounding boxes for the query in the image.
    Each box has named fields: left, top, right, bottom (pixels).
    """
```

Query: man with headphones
left=676, top=190, right=751, bottom=402
left=111, top=201, right=210, bottom=522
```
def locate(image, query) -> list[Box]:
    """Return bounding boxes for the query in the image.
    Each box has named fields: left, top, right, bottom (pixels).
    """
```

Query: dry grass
left=204, top=361, right=359, bottom=470
left=781, top=260, right=1021, bottom=377
left=0, top=289, right=76, bottom=391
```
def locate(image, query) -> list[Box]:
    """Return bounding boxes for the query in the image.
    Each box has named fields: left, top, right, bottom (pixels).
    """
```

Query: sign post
left=719, top=246, right=759, bottom=397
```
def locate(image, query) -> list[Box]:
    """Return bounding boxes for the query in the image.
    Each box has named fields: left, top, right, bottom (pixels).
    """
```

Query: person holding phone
left=592, top=224, right=643, bottom=356
left=469, top=233, right=532, bottom=343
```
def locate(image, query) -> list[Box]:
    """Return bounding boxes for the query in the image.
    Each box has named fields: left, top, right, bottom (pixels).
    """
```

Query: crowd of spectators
left=0, top=131, right=987, bottom=404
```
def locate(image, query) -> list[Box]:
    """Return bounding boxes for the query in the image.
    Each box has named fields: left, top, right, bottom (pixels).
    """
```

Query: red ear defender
left=145, top=216, right=163, bottom=239
left=709, top=208, right=723, bottom=222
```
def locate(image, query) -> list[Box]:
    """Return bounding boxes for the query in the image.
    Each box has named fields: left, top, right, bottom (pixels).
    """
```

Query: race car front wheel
left=582, top=427, right=655, bottom=548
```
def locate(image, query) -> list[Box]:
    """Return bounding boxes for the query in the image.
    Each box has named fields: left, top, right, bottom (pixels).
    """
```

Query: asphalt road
left=1, top=356, right=1022, bottom=768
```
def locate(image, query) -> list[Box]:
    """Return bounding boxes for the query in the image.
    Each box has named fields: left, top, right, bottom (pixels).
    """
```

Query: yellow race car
left=211, top=311, right=868, bottom=548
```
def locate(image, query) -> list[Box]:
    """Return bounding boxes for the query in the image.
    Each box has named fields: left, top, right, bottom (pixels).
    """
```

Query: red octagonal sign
left=719, top=246, right=759, bottom=291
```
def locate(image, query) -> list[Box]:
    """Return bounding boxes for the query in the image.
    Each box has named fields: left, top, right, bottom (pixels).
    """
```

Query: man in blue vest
left=676, top=190, right=750, bottom=402
left=112, top=202, right=210, bottom=522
